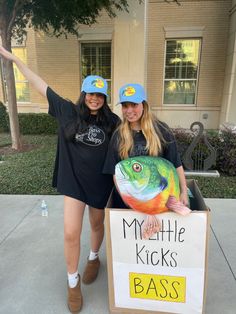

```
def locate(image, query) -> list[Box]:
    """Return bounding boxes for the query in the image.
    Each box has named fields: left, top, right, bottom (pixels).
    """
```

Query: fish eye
left=132, top=162, right=142, bottom=172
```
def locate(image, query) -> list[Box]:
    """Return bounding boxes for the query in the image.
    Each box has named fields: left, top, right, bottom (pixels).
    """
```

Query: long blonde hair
left=118, top=101, right=165, bottom=159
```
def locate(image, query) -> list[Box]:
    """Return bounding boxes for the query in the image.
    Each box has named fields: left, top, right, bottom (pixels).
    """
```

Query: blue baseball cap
left=118, top=83, right=147, bottom=104
left=81, top=75, right=108, bottom=96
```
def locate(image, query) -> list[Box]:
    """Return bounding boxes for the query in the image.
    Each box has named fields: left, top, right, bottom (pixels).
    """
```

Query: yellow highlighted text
left=129, top=272, right=186, bottom=303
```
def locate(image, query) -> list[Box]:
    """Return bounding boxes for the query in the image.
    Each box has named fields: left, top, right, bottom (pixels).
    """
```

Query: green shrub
left=189, top=175, right=236, bottom=198
left=19, top=113, right=58, bottom=134
left=0, top=102, right=9, bottom=132
left=214, top=129, right=236, bottom=176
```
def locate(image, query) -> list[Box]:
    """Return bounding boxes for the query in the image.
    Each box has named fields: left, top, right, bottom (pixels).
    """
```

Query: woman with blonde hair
left=103, top=83, right=188, bottom=209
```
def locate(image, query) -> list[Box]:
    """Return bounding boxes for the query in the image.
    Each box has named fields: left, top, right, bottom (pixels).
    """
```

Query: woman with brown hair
left=0, top=45, right=120, bottom=313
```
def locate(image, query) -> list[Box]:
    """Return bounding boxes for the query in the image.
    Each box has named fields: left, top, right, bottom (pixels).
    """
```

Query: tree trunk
left=1, top=34, right=22, bottom=150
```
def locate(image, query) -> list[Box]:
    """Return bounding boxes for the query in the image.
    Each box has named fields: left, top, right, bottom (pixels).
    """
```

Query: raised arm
left=0, top=45, right=48, bottom=97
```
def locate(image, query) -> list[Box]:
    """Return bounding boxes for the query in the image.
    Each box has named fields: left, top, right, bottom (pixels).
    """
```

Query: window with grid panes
left=81, top=42, right=111, bottom=103
left=164, top=39, right=201, bottom=105
left=1, top=47, right=30, bottom=102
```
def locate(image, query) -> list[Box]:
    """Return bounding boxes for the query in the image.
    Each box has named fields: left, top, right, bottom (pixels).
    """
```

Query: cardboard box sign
left=105, top=179, right=210, bottom=314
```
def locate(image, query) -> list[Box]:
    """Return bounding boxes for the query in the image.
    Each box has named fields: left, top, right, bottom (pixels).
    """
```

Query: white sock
left=68, top=271, right=79, bottom=288
left=89, top=250, right=99, bottom=261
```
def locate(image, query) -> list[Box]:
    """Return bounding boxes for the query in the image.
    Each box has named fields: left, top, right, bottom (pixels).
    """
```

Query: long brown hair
left=118, top=101, right=165, bottom=159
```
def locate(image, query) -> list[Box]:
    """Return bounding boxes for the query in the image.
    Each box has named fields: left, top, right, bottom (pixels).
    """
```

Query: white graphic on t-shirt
left=75, top=125, right=105, bottom=146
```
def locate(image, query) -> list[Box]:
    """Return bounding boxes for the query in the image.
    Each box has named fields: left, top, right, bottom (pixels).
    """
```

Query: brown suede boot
left=82, top=257, right=100, bottom=284
left=67, top=275, right=83, bottom=313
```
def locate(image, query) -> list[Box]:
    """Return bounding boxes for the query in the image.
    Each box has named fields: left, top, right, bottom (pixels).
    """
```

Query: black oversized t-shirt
left=103, top=121, right=182, bottom=175
left=47, top=87, right=120, bottom=209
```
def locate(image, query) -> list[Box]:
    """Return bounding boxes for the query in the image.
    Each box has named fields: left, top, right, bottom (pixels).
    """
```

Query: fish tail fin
left=166, top=196, right=191, bottom=216
left=142, top=215, right=161, bottom=239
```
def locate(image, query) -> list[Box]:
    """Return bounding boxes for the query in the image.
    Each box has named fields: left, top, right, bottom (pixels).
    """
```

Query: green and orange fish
left=115, top=156, right=191, bottom=238
left=115, top=156, right=191, bottom=239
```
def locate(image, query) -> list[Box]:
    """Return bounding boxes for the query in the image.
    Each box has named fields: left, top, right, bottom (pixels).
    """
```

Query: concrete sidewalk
left=0, top=195, right=235, bottom=314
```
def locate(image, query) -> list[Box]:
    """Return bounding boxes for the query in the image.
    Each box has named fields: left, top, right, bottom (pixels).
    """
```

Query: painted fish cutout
left=115, top=156, right=188, bottom=214
left=115, top=156, right=191, bottom=238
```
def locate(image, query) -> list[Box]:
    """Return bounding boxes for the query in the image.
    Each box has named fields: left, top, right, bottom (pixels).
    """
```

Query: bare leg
left=88, top=207, right=105, bottom=253
left=64, top=196, right=86, bottom=273
left=81, top=207, right=104, bottom=284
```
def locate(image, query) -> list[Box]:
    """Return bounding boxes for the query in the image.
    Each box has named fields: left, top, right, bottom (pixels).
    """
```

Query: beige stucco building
left=0, top=0, right=235, bottom=129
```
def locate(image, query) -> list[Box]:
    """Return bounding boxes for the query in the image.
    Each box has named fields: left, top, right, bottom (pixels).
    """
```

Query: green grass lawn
left=0, top=133, right=236, bottom=198
left=0, top=134, right=57, bottom=194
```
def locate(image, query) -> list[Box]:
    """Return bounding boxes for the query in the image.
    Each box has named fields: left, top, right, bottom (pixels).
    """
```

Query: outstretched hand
left=0, top=44, right=47, bottom=97
left=0, top=46, right=16, bottom=62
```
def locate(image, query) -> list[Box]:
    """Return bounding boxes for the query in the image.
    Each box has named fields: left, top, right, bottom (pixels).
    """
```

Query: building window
left=81, top=42, right=111, bottom=102
left=12, top=47, right=30, bottom=102
left=1, top=47, right=30, bottom=102
left=163, top=39, right=201, bottom=105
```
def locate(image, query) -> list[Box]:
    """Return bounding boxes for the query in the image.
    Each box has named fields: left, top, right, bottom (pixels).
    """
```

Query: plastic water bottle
left=41, top=200, right=48, bottom=217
